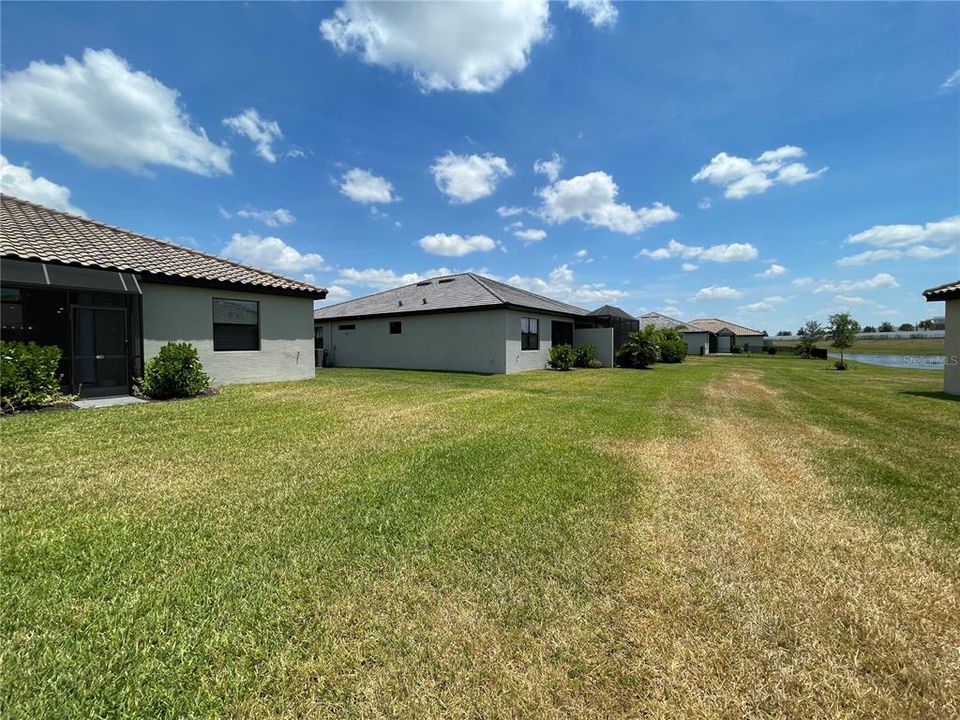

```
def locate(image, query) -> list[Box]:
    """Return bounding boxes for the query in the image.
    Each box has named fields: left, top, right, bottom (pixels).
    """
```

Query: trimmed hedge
left=0, top=341, right=64, bottom=412
left=135, top=342, right=210, bottom=400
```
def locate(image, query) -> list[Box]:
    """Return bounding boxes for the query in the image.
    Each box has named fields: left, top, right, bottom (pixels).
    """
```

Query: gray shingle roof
left=638, top=311, right=702, bottom=332
left=1, top=193, right=327, bottom=298
left=688, top=318, right=765, bottom=336
left=588, top=304, right=635, bottom=319
left=923, top=280, right=960, bottom=301
left=314, top=272, right=588, bottom=320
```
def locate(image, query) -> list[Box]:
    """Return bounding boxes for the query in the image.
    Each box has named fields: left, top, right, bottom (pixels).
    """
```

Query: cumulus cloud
left=335, top=266, right=466, bottom=291
left=234, top=207, right=296, bottom=228
left=792, top=277, right=813, bottom=288
left=418, top=233, right=497, bottom=257
left=567, top=0, right=618, bottom=27
left=222, top=233, right=328, bottom=273
left=0, top=155, right=84, bottom=215
left=432, top=152, right=513, bottom=203
left=681, top=262, right=698, bottom=272
left=223, top=108, right=282, bottom=163
left=507, top=264, right=628, bottom=306
left=497, top=205, right=525, bottom=217
left=691, top=286, right=743, bottom=301
left=538, top=171, right=678, bottom=234
left=692, top=145, right=826, bottom=199
left=320, top=0, right=551, bottom=93
left=637, top=239, right=758, bottom=263
left=0, top=49, right=230, bottom=176
left=533, top=152, right=563, bottom=183
left=574, top=249, right=588, bottom=258
left=514, top=228, right=547, bottom=243
left=316, top=284, right=353, bottom=305
left=741, top=302, right=774, bottom=313
left=811, top=272, right=899, bottom=294
left=339, top=168, right=399, bottom=204
left=837, top=215, right=960, bottom=265
left=755, top=263, right=786, bottom=278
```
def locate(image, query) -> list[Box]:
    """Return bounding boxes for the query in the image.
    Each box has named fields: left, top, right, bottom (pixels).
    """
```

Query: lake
left=828, top=352, right=945, bottom=371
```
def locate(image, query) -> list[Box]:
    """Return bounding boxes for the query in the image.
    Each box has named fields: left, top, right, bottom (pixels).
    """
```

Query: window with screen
left=213, top=298, right=259, bottom=351
left=521, top=317, right=539, bottom=350
left=389, top=321, right=402, bottom=334
left=338, top=323, right=356, bottom=331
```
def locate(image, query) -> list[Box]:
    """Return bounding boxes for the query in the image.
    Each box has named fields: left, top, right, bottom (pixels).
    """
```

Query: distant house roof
left=637, top=311, right=701, bottom=332
left=588, top=304, right=635, bottom=320
left=688, top=318, right=765, bottom=336
left=923, top=280, right=960, bottom=302
left=1, top=194, right=326, bottom=299
left=315, top=272, right=588, bottom=321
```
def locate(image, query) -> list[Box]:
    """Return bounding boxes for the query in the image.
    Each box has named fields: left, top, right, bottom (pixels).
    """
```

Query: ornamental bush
left=616, top=327, right=659, bottom=369
left=0, top=341, right=64, bottom=412
left=658, top=338, right=688, bottom=363
left=135, top=342, right=210, bottom=400
left=572, top=343, right=595, bottom=368
left=548, top=343, right=575, bottom=371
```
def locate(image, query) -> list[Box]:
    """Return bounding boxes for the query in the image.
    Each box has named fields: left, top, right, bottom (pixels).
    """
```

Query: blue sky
left=1, top=1, right=958, bottom=331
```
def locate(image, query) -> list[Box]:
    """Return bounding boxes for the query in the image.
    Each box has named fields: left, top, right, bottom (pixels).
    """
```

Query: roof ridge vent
left=416, top=280, right=432, bottom=286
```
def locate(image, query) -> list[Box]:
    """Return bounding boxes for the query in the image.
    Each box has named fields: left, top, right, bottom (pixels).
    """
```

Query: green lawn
left=3, top=358, right=958, bottom=718
left=772, top=336, right=945, bottom=355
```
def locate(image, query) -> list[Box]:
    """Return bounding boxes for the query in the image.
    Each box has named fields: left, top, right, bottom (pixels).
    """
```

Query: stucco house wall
left=504, top=308, right=575, bottom=373
left=946, top=298, right=960, bottom=396
left=684, top=331, right=710, bottom=356
left=735, top=334, right=766, bottom=352
left=573, top=327, right=614, bottom=367
left=320, top=309, right=508, bottom=374
left=142, top=282, right=315, bottom=385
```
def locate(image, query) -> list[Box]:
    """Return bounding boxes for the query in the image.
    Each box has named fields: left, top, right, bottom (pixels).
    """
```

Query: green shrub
left=834, top=360, right=848, bottom=371
left=135, top=342, right=210, bottom=399
left=548, top=343, right=575, bottom=371
left=572, top=343, right=595, bottom=368
left=0, top=341, right=64, bottom=412
left=587, top=358, right=603, bottom=369
left=658, top=338, right=687, bottom=363
left=766, top=345, right=778, bottom=355
left=616, top=326, right=659, bottom=369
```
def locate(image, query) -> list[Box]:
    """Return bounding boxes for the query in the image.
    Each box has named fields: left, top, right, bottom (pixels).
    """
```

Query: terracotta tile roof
left=315, top=272, right=588, bottom=320
left=688, top=317, right=765, bottom=336
left=923, top=280, right=960, bottom=301
left=1, top=193, right=326, bottom=298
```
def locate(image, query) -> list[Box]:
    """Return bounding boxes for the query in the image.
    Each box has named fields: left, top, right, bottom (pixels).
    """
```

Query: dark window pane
left=389, top=321, right=401, bottom=334
left=214, top=323, right=259, bottom=351
left=338, top=324, right=355, bottom=331
left=213, top=298, right=259, bottom=325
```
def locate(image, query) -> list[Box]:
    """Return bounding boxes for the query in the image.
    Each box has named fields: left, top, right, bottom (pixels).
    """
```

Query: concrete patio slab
left=72, top=396, right=148, bottom=410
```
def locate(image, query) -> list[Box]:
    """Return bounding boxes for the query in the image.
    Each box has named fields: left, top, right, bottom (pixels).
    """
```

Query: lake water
left=828, top=352, right=945, bottom=371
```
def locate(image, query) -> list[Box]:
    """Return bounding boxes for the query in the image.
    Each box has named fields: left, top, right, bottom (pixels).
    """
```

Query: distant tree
left=917, top=319, right=935, bottom=330
left=776, top=330, right=792, bottom=336
left=797, top=320, right=825, bottom=359
left=828, top=313, right=860, bottom=369
left=878, top=321, right=895, bottom=333
left=898, top=322, right=915, bottom=332
left=862, top=325, right=877, bottom=333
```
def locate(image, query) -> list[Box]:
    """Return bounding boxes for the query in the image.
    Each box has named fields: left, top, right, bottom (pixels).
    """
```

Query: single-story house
left=314, top=272, right=614, bottom=374
left=687, top=318, right=767, bottom=353
left=587, top=304, right=639, bottom=352
left=1, top=194, right=326, bottom=396
left=637, top=311, right=711, bottom=356
left=923, top=280, right=959, bottom=396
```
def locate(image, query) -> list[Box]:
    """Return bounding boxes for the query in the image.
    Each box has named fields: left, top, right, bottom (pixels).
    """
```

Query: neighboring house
left=314, top=273, right=614, bottom=374
left=637, top=311, right=711, bottom=356
left=687, top=318, right=767, bottom=353
left=588, top=305, right=639, bottom=352
left=1, top=194, right=326, bottom=396
left=922, top=280, right=960, bottom=396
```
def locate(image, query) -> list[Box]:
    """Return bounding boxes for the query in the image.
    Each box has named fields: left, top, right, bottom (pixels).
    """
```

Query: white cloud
left=217, top=205, right=232, bottom=219
left=0, top=155, right=84, bottom=215
left=681, top=262, right=698, bottom=272
left=741, top=302, right=774, bottom=313
left=792, top=277, right=813, bottom=287
left=316, top=284, right=353, bottom=305
left=0, top=49, right=230, bottom=176
left=418, top=233, right=497, bottom=257
left=507, top=264, right=628, bottom=306
left=906, top=245, right=957, bottom=260
left=755, top=263, right=786, bottom=278
left=538, top=171, right=678, bottom=234
left=574, top=249, right=588, bottom=258
left=691, top=286, right=743, bottom=301
left=431, top=152, right=513, bottom=203
left=697, top=197, right=712, bottom=210
left=567, top=0, right=618, bottom=27
left=223, top=108, right=282, bottom=163
left=514, top=228, right=547, bottom=243
left=222, top=233, right=328, bottom=273
left=320, top=0, right=551, bottom=93
left=235, top=208, right=296, bottom=228
left=692, top=145, right=826, bottom=199
left=835, top=249, right=901, bottom=266
left=942, top=68, right=960, bottom=90
left=335, top=266, right=463, bottom=291
left=637, top=238, right=757, bottom=263
left=339, top=168, right=399, bottom=204
left=845, top=215, right=960, bottom=248
left=833, top=294, right=868, bottom=305
left=533, top=152, right=563, bottom=183
left=497, top=205, right=525, bottom=217
left=812, top=272, right=899, bottom=294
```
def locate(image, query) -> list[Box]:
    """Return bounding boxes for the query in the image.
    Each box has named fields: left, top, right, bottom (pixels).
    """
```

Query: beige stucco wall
left=945, top=298, right=959, bottom=396
left=573, top=327, right=614, bottom=367
left=141, top=283, right=315, bottom=385
left=319, top=309, right=507, bottom=374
